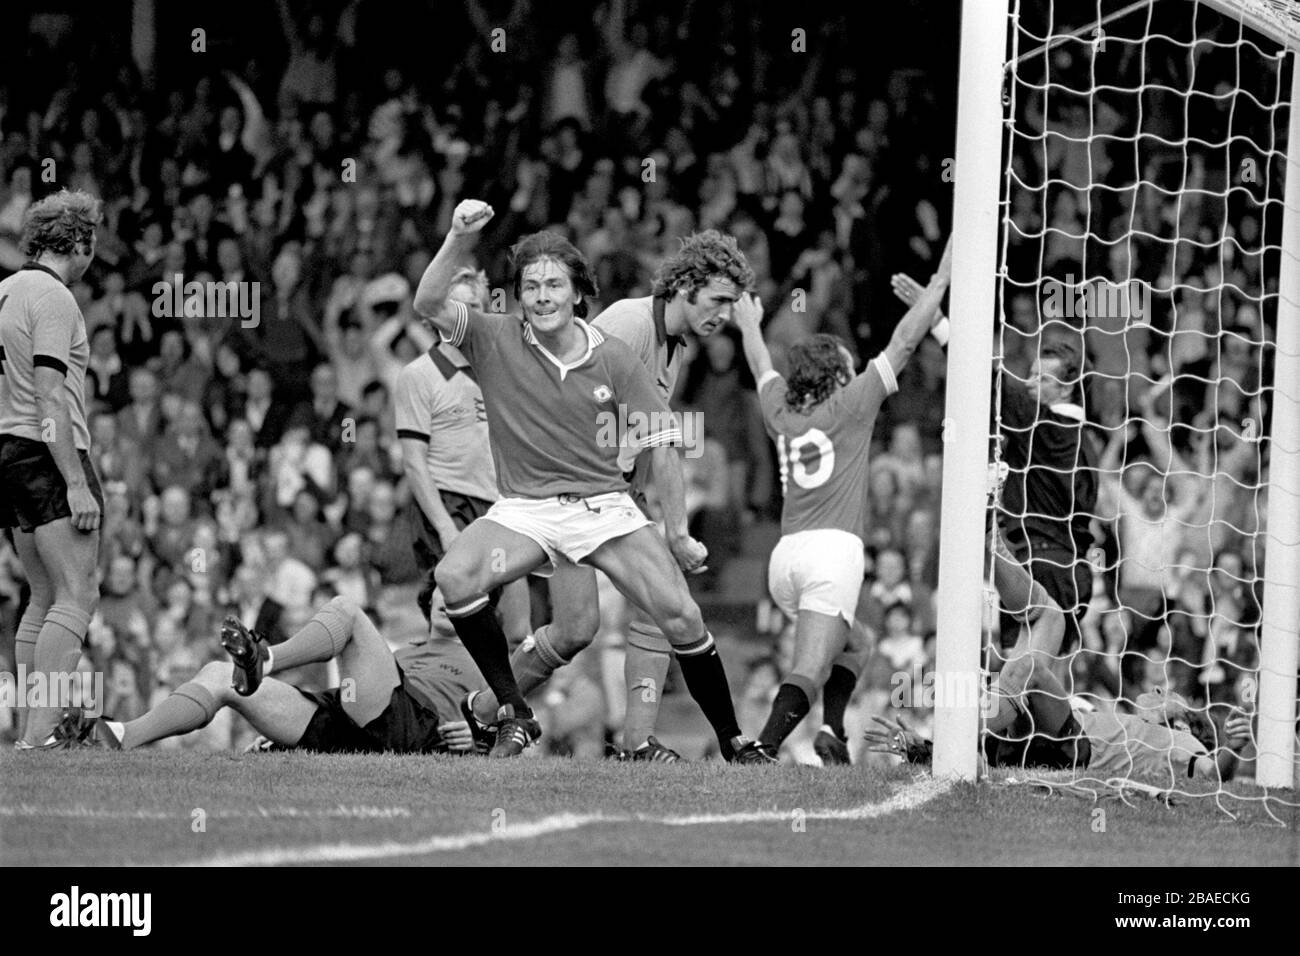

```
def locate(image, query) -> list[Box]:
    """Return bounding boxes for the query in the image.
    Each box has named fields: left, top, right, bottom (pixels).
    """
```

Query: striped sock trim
left=44, top=605, right=93, bottom=646
left=673, top=633, right=716, bottom=657
left=445, top=595, right=490, bottom=618
left=532, top=625, right=568, bottom=669
left=174, top=683, right=220, bottom=725
left=16, top=608, right=46, bottom=650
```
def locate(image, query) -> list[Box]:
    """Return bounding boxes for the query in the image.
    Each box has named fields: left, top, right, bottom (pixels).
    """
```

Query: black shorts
left=410, top=490, right=494, bottom=571
left=410, top=490, right=494, bottom=622
left=999, top=545, right=1091, bottom=653
left=293, top=668, right=443, bottom=754
left=0, top=436, right=104, bottom=533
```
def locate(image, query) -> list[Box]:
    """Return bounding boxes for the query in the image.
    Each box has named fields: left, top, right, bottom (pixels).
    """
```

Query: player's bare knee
left=195, top=661, right=236, bottom=701
left=553, top=605, right=599, bottom=655
left=67, top=576, right=99, bottom=612
left=657, top=597, right=703, bottom=645
left=545, top=626, right=590, bottom=660
left=327, top=593, right=361, bottom=623
left=434, top=556, right=477, bottom=604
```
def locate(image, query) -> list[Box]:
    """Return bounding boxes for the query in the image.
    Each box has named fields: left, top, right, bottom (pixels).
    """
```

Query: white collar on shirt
left=522, top=318, right=605, bottom=380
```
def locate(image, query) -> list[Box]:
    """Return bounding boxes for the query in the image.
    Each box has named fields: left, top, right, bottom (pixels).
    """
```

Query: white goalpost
left=1256, top=16, right=1300, bottom=789
left=936, top=0, right=1300, bottom=795
left=934, top=0, right=1009, bottom=781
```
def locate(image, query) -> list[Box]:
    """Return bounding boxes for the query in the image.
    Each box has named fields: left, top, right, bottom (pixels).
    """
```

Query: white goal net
left=939, top=0, right=1300, bottom=818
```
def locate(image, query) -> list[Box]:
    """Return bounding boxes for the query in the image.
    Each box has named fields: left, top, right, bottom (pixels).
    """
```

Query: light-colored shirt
left=394, top=345, right=497, bottom=503
left=0, top=264, right=91, bottom=449
left=1081, top=710, right=1206, bottom=785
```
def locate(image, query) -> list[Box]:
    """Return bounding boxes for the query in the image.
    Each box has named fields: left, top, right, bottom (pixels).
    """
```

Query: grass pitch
left=2, top=751, right=1296, bottom=866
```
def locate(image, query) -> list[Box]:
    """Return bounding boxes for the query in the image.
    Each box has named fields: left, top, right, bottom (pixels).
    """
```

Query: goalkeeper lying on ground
left=867, top=534, right=1253, bottom=788
left=53, top=594, right=496, bottom=755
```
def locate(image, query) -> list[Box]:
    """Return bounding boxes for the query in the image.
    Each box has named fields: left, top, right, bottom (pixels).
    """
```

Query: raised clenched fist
left=451, top=200, right=494, bottom=236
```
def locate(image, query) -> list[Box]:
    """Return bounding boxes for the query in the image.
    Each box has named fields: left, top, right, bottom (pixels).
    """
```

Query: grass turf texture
left=1, top=751, right=1296, bottom=866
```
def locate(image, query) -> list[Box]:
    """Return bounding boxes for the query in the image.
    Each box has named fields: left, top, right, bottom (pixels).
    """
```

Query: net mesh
left=988, top=0, right=1300, bottom=821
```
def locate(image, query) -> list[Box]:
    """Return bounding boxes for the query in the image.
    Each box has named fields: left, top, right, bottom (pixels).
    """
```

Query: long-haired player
left=733, top=239, right=952, bottom=762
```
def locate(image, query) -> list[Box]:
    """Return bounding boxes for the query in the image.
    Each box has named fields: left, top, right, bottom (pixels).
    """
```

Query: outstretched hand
left=863, top=714, right=933, bottom=764
left=890, top=272, right=925, bottom=308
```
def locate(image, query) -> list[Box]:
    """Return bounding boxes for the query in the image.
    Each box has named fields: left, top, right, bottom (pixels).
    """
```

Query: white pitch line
left=654, top=776, right=950, bottom=825
left=177, top=778, right=952, bottom=867
left=0, top=804, right=415, bottom=821
left=182, top=812, right=608, bottom=866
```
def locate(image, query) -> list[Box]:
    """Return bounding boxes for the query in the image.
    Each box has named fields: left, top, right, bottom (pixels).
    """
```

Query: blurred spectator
left=116, top=367, right=165, bottom=456
left=0, top=0, right=1275, bottom=747
left=288, top=362, right=354, bottom=453
left=86, top=323, right=130, bottom=410
left=150, top=402, right=226, bottom=505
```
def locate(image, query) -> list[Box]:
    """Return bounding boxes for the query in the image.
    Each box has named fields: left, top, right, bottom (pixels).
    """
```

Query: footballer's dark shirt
left=758, top=356, right=898, bottom=542
left=441, top=301, right=678, bottom=499
left=998, top=376, right=1098, bottom=559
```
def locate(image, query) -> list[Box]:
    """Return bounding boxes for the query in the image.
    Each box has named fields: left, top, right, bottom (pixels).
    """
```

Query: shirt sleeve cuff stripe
left=641, top=429, right=683, bottom=447
left=33, top=355, right=68, bottom=375
left=396, top=428, right=431, bottom=442
left=440, top=300, right=469, bottom=347
left=872, top=354, right=899, bottom=396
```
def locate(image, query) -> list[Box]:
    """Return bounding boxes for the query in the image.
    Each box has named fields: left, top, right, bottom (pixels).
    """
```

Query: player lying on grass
left=730, top=239, right=952, bottom=764
left=866, top=533, right=1254, bottom=787
left=412, top=200, right=765, bottom=762
left=54, top=594, right=487, bottom=755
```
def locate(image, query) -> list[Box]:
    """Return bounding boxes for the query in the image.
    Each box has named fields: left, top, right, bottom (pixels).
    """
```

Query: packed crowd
left=0, top=0, right=1277, bottom=754
left=996, top=10, right=1280, bottom=723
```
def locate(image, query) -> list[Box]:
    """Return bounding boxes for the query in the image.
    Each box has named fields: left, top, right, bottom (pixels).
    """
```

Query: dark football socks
left=821, top=665, right=858, bottom=740
left=448, top=599, right=532, bottom=717
left=675, top=636, right=742, bottom=753
left=759, top=682, right=813, bottom=749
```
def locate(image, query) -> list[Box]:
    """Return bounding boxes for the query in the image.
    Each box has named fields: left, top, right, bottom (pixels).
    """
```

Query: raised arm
left=412, top=199, right=494, bottom=337
left=889, top=270, right=949, bottom=338
left=731, top=292, right=773, bottom=383
left=882, top=237, right=952, bottom=377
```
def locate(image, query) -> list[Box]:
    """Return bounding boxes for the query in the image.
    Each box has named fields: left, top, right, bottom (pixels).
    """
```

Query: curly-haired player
left=1, top=189, right=106, bottom=750
left=733, top=239, right=952, bottom=763
left=591, top=229, right=754, bottom=760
